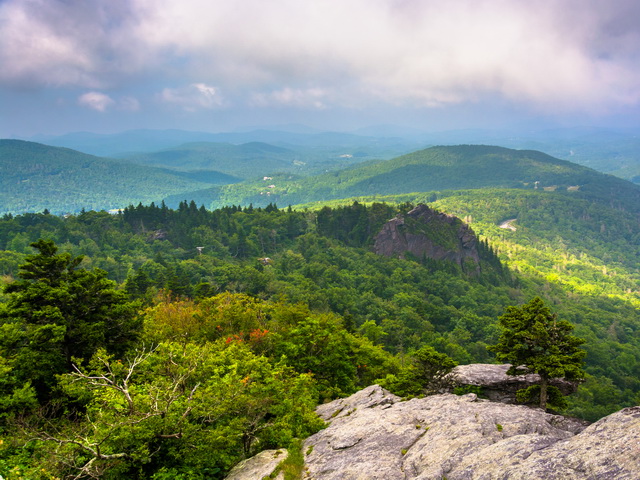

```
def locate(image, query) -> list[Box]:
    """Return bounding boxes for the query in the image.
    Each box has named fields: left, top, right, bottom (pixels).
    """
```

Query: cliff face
left=373, top=204, right=480, bottom=272
left=227, top=385, right=640, bottom=480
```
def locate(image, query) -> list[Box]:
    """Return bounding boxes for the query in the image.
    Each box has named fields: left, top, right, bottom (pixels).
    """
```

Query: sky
left=1, top=0, right=640, bottom=137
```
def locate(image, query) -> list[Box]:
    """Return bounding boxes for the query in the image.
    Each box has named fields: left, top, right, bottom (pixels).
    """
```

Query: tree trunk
left=539, top=377, right=548, bottom=410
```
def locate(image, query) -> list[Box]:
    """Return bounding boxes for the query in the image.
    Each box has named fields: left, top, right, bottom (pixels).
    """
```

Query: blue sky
left=1, top=0, right=640, bottom=137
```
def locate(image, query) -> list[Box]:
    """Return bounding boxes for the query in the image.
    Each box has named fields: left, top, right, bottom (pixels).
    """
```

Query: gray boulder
left=449, top=363, right=579, bottom=404
left=301, top=386, right=639, bottom=480
left=224, top=448, right=287, bottom=480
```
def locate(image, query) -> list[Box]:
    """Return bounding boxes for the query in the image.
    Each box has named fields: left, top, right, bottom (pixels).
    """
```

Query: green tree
left=379, top=345, right=457, bottom=397
left=488, top=297, right=586, bottom=409
left=0, top=239, right=141, bottom=400
left=36, top=341, right=323, bottom=479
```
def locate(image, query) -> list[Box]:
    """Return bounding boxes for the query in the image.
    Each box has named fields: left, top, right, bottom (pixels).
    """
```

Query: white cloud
left=134, top=0, right=640, bottom=113
left=2, top=0, right=640, bottom=116
left=78, top=92, right=115, bottom=112
left=160, top=83, right=224, bottom=111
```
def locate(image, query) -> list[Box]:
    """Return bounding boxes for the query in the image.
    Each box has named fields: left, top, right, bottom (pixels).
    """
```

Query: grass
left=270, top=439, right=306, bottom=480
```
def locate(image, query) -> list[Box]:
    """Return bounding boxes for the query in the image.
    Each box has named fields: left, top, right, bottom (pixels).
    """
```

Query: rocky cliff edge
left=227, top=385, right=640, bottom=480
left=373, top=204, right=480, bottom=272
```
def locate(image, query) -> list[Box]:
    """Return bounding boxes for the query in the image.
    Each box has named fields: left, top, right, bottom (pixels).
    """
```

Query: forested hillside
left=0, top=204, right=637, bottom=422
left=197, top=145, right=640, bottom=212
left=123, top=142, right=302, bottom=178
left=121, top=141, right=368, bottom=179
left=0, top=140, right=218, bottom=215
left=303, top=189, right=640, bottom=306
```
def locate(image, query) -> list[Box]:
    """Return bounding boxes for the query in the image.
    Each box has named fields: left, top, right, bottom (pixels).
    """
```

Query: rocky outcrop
left=373, top=204, right=480, bottom=272
left=227, top=385, right=640, bottom=479
left=302, top=385, right=639, bottom=480
left=448, top=363, right=579, bottom=404
left=224, top=448, right=287, bottom=480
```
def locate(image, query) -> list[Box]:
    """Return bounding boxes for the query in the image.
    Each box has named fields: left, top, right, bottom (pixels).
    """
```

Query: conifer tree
left=0, top=239, right=140, bottom=399
left=488, top=297, right=586, bottom=409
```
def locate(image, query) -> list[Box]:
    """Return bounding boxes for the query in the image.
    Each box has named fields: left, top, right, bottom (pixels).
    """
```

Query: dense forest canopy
left=0, top=204, right=637, bottom=417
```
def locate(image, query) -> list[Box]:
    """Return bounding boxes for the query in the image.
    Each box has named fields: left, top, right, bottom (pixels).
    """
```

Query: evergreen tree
left=488, top=297, right=586, bottom=409
left=0, top=239, right=141, bottom=400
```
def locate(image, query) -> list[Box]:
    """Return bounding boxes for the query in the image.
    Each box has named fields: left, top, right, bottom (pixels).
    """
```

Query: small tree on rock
left=488, top=297, right=585, bottom=410
left=379, top=345, right=457, bottom=397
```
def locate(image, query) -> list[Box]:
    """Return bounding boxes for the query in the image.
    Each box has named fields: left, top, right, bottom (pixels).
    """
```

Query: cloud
left=250, top=88, right=328, bottom=109
left=132, top=0, right=640, bottom=113
left=2, top=0, right=640, bottom=116
left=160, top=83, right=224, bottom=111
left=0, top=0, right=155, bottom=90
left=78, top=92, right=115, bottom=112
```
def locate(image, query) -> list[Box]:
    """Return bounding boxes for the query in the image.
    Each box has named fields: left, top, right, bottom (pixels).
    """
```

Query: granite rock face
left=301, top=386, right=640, bottom=480
left=224, top=448, right=287, bottom=480
left=373, top=204, right=480, bottom=272
left=449, top=363, right=579, bottom=404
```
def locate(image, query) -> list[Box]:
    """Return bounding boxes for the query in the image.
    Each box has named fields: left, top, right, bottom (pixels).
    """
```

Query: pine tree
left=488, top=297, right=586, bottom=409
left=1, top=239, right=140, bottom=400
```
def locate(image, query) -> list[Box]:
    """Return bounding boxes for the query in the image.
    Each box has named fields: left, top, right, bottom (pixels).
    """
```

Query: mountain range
left=0, top=140, right=215, bottom=215
left=4, top=137, right=640, bottom=219
left=183, top=145, right=640, bottom=217
left=27, top=126, right=640, bottom=182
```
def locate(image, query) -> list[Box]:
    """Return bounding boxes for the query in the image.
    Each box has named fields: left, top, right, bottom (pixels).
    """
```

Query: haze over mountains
left=3, top=127, right=640, bottom=216
left=25, top=125, right=640, bottom=180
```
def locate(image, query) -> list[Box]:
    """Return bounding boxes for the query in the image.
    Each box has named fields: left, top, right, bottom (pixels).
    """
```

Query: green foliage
left=269, top=440, right=305, bottom=480
left=38, top=341, right=323, bottom=478
left=488, top=297, right=586, bottom=409
left=0, top=354, right=38, bottom=426
left=2, top=153, right=640, bottom=476
left=453, top=385, right=484, bottom=397
left=204, top=145, right=640, bottom=214
left=0, top=239, right=141, bottom=401
left=379, top=346, right=457, bottom=397
left=0, top=200, right=638, bottom=422
left=431, top=189, right=640, bottom=304
left=142, top=292, right=399, bottom=401
left=516, top=385, right=568, bottom=411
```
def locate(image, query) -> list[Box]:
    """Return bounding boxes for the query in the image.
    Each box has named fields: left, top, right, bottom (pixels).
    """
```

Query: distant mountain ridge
left=4, top=141, right=640, bottom=221
left=0, top=140, right=217, bottom=215
left=32, top=128, right=418, bottom=160
left=204, top=145, right=640, bottom=214
left=122, top=141, right=303, bottom=178
left=28, top=126, right=640, bottom=183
